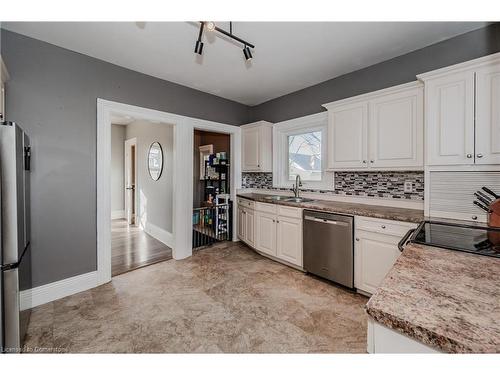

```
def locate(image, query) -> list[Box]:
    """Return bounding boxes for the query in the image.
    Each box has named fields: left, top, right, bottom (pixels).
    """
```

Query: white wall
left=111, top=124, right=125, bottom=217
left=125, top=120, right=174, bottom=234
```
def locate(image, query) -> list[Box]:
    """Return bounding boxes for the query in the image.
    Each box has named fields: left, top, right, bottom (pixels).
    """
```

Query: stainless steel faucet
left=292, top=175, right=302, bottom=198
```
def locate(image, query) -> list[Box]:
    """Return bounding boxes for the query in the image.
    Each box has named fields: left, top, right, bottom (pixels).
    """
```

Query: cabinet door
left=327, top=102, right=368, bottom=169
left=255, top=211, right=277, bottom=256
left=276, top=216, right=302, bottom=267
left=369, top=87, right=423, bottom=168
left=242, top=127, right=260, bottom=171
left=237, top=207, right=246, bottom=241
left=475, top=63, right=500, bottom=165
left=425, top=70, right=475, bottom=165
left=354, top=230, right=400, bottom=294
left=245, top=209, right=255, bottom=247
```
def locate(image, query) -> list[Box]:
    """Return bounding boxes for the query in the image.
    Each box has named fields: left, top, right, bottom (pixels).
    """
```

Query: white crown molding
left=20, top=271, right=98, bottom=310
left=322, top=81, right=422, bottom=109
left=417, top=51, right=500, bottom=81
left=240, top=120, right=274, bottom=129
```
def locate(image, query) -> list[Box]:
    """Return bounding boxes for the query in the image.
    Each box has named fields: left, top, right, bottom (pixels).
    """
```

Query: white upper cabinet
left=241, top=121, right=273, bottom=172
left=323, top=82, right=424, bottom=171
left=475, top=63, right=500, bottom=165
left=327, top=102, right=368, bottom=169
left=421, top=70, right=475, bottom=165
left=369, top=87, right=423, bottom=168
left=418, top=52, right=500, bottom=166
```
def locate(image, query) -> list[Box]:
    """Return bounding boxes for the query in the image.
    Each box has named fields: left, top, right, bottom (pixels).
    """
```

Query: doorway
left=110, top=116, right=173, bottom=277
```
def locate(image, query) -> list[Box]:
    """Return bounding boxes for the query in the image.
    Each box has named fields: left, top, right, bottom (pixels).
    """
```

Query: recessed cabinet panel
left=255, top=211, right=277, bottom=256
left=355, top=230, right=400, bottom=295
left=242, top=127, right=260, bottom=171
left=475, top=64, right=500, bottom=164
left=425, top=70, right=475, bottom=165
left=328, top=102, right=368, bottom=169
left=245, top=209, right=255, bottom=246
left=369, top=88, right=423, bottom=168
left=237, top=207, right=245, bottom=240
left=276, top=216, right=302, bottom=267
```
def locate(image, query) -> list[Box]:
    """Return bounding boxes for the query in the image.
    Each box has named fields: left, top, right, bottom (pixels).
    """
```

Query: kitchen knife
left=474, top=192, right=492, bottom=207
left=476, top=190, right=493, bottom=204
left=474, top=200, right=490, bottom=212
left=482, top=187, right=500, bottom=200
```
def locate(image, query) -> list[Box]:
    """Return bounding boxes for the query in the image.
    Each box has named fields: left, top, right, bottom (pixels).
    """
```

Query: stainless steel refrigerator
left=0, top=121, right=32, bottom=353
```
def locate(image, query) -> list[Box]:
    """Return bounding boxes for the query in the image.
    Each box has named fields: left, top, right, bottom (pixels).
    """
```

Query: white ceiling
left=1, top=22, right=489, bottom=105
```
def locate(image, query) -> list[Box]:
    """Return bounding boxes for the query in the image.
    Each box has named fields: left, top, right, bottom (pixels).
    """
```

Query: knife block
left=488, top=199, right=500, bottom=228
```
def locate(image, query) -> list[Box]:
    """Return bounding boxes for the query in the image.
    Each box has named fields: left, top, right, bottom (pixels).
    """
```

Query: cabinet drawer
left=355, top=216, right=416, bottom=237
left=255, top=202, right=278, bottom=214
left=277, top=205, right=302, bottom=218
left=237, top=198, right=255, bottom=209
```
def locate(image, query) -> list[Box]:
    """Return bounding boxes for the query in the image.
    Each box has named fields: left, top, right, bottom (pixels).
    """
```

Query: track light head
left=243, top=45, right=252, bottom=61
left=194, top=40, right=204, bottom=55
left=205, top=21, right=216, bottom=32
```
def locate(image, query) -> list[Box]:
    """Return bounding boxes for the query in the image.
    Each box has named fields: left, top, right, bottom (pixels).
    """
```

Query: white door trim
left=97, top=99, right=241, bottom=287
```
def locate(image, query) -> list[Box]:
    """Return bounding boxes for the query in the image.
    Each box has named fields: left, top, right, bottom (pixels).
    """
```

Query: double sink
left=263, top=195, right=316, bottom=203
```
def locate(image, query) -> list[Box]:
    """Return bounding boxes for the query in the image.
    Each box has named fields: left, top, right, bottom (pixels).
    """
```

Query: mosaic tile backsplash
left=241, top=171, right=424, bottom=200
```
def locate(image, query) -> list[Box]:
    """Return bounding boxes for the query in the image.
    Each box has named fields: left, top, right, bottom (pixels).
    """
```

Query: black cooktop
left=411, top=221, right=500, bottom=258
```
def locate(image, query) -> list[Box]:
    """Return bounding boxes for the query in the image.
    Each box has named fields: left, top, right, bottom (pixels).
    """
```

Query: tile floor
left=24, top=242, right=368, bottom=353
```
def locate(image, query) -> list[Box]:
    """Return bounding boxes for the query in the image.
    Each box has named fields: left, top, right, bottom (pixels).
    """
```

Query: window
left=273, top=112, right=331, bottom=190
left=288, top=131, right=322, bottom=182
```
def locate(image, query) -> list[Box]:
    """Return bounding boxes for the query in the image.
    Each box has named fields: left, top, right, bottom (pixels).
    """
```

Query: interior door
left=124, top=138, right=137, bottom=225
left=425, top=70, right=475, bottom=165
left=369, top=87, right=423, bottom=168
left=475, top=63, right=500, bottom=165
left=242, top=127, right=260, bottom=171
left=327, top=102, right=368, bottom=169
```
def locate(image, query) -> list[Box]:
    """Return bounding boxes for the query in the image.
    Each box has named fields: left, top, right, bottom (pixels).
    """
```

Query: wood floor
left=112, top=219, right=172, bottom=277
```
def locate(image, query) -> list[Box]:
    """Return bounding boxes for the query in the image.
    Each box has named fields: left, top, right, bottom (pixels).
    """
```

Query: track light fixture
left=194, top=21, right=204, bottom=55
left=194, top=21, right=255, bottom=62
left=243, top=45, right=252, bottom=61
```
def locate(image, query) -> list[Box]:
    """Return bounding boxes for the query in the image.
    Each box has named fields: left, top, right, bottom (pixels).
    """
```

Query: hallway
left=112, top=219, right=173, bottom=276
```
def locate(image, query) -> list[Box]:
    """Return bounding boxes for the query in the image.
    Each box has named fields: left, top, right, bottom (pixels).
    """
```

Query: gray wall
left=111, top=124, right=126, bottom=214
left=249, top=23, right=500, bottom=123
left=125, top=120, right=173, bottom=233
left=0, top=29, right=249, bottom=287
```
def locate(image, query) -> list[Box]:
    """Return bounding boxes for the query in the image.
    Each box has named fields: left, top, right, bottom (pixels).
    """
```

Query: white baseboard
left=111, top=210, right=125, bottom=220
left=143, top=222, right=174, bottom=248
left=20, top=271, right=99, bottom=310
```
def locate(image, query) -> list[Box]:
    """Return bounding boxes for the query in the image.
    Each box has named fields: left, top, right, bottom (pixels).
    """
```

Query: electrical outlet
left=404, top=180, right=413, bottom=193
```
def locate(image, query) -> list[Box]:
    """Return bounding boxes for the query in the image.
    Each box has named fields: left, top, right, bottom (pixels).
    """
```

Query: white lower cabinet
left=237, top=201, right=255, bottom=247
left=276, top=216, right=303, bottom=266
left=239, top=199, right=303, bottom=267
left=255, top=211, right=277, bottom=256
left=354, top=217, right=417, bottom=295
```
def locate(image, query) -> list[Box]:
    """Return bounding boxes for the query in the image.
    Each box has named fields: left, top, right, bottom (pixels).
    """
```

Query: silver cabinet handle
left=466, top=154, right=473, bottom=158
left=477, top=154, right=483, bottom=158
left=272, top=219, right=275, bottom=223
left=381, top=225, right=386, bottom=229
left=370, top=160, right=374, bottom=163
left=472, top=215, right=478, bottom=220
left=362, top=160, right=367, bottom=164
left=355, top=238, right=359, bottom=241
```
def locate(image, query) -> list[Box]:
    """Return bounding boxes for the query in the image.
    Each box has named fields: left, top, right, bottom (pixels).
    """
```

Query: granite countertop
left=237, top=192, right=424, bottom=223
left=366, top=243, right=500, bottom=353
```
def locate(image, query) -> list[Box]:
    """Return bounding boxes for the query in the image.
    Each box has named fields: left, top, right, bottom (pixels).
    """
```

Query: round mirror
left=148, top=142, right=163, bottom=181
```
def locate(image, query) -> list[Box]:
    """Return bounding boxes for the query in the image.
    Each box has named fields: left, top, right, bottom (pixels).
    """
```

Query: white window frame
left=273, top=112, right=332, bottom=190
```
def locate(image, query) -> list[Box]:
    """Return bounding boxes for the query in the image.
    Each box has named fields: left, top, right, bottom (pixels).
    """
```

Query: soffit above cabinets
left=1, top=22, right=489, bottom=106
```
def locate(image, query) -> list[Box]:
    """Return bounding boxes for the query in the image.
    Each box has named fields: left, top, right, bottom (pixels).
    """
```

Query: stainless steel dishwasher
left=303, top=210, right=354, bottom=288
